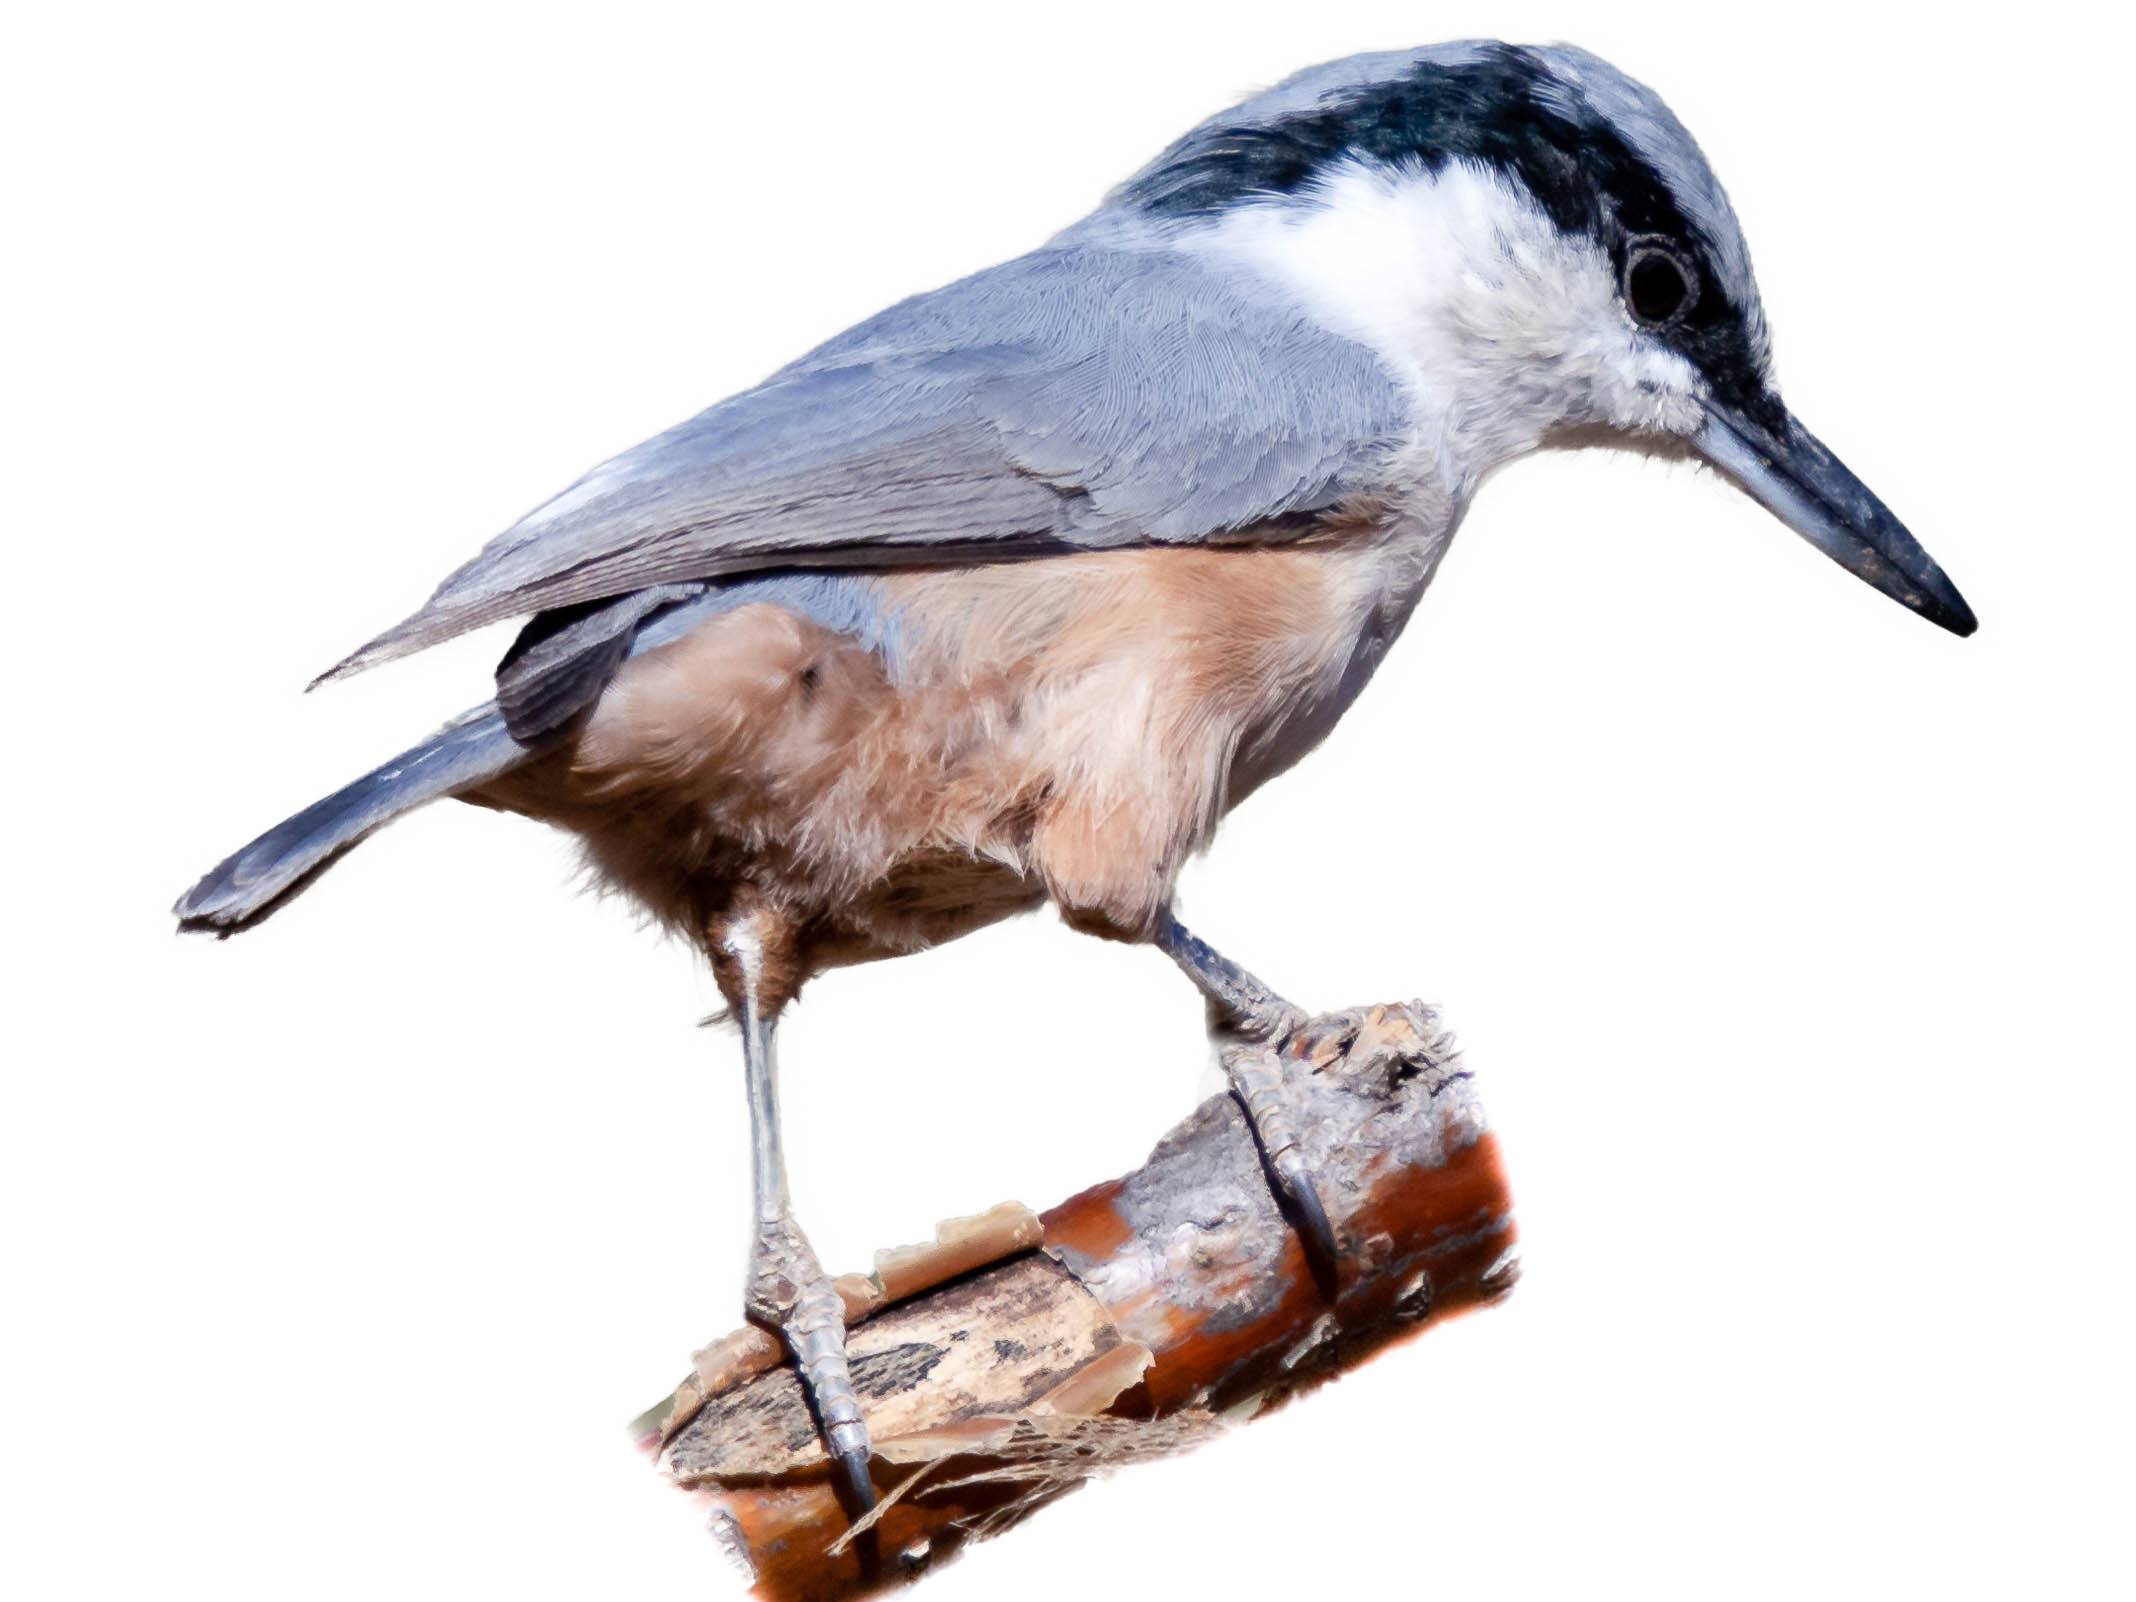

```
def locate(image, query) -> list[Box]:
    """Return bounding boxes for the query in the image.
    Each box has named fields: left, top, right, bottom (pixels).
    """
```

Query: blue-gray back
left=322, top=246, right=1414, bottom=691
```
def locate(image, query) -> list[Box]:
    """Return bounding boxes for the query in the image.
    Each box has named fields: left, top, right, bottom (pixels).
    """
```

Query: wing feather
left=318, top=246, right=1411, bottom=684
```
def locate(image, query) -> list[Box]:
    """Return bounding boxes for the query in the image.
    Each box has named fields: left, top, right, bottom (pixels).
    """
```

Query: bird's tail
left=174, top=704, right=528, bottom=935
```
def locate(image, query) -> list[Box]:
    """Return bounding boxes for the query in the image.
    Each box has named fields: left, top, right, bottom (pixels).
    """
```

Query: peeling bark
left=641, top=1003, right=1517, bottom=1601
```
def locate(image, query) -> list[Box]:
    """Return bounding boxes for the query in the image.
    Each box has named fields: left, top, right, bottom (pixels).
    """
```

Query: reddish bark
left=647, top=1003, right=1517, bottom=1600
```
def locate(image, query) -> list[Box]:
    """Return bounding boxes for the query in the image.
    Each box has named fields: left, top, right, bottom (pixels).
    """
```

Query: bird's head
left=1095, top=41, right=1974, bottom=635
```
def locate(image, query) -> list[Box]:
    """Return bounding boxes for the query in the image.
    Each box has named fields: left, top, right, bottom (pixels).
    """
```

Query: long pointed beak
left=1696, top=402, right=1976, bottom=636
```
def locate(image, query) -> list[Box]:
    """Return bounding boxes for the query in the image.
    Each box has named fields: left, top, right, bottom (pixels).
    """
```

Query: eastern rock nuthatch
left=178, top=41, right=1975, bottom=1513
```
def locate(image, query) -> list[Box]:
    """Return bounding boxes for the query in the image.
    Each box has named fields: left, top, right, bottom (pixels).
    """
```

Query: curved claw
left=832, top=1439, right=878, bottom=1517
left=1283, top=1168, right=1342, bottom=1296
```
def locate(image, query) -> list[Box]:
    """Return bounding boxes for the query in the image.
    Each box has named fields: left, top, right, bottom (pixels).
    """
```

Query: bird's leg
left=725, top=933, right=876, bottom=1517
left=1154, top=912, right=1307, bottom=1042
left=1154, top=912, right=1343, bottom=1282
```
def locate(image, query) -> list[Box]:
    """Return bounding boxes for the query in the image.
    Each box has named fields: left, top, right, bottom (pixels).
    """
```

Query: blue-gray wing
left=319, top=245, right=1412, bottom=684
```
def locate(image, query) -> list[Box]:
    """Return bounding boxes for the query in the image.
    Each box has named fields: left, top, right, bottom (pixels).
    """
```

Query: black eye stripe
left=1114, top=43, right=1768, bottom=413
left=1624, top=238, right=1698, bottom=327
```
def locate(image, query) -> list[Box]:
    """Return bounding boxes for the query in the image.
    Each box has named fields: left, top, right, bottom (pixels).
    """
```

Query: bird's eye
left=1624, top=239, right=1697, bottom=326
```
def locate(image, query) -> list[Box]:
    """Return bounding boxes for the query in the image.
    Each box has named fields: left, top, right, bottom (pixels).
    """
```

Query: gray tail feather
left=175, top=704, right=529, bottom=935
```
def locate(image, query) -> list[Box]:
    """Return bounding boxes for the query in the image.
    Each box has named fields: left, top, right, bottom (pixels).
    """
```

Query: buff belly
left=472, top=529, right=1423, bottom=982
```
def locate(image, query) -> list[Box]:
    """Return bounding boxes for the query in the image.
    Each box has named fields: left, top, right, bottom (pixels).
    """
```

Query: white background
left=6, top=4, right=2131, bottom=1598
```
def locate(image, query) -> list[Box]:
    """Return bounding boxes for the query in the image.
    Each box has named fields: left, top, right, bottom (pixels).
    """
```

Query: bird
left=176, top=40, right=1975, bottom=1515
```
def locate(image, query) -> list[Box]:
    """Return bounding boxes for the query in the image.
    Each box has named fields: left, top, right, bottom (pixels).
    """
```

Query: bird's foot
left=745, top=1214, right=876, bottom=1517
left=1221, top=1030, right=1343, bottom=1293
left=1209, top=994, right=1310, bottom=1048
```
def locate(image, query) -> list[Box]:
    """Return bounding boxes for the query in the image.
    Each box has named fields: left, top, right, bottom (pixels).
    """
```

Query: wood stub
left=649, top=1002, right=1517, bottom=1600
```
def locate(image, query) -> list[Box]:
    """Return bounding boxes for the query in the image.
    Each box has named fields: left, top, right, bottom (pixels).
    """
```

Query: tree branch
left=639, top=1002, right=1517, bottom=1600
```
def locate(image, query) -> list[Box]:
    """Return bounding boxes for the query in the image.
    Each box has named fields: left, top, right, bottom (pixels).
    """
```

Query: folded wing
left=317, top=246, right=1412, bottom=686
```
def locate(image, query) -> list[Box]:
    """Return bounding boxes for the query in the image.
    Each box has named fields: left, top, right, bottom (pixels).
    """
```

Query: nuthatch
left=177, top=41, right=1974, bottom=1513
